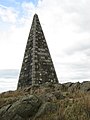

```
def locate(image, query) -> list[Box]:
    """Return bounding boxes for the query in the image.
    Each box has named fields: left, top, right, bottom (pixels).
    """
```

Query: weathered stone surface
left=80, top=81, right=90, bottom=92
left=39, top=93, right=57, bottom=102
left=67, top=82, right=80, bottom=92
left=64, top=82, right=73, bottom=88
left=63, top=81, right=90, bottom=92
left=54, top=83, right=68, bottom=91
left=52, top=91, right=65, bottom=100
left=17, top=14, right=58, bottom=89
left=34, top=102, right=58, bottom=119
left=15, top=95, right=41, bottom=118
left=0, top=95, right=42, bottom=120
left=0, top=104, right=12, bottom=119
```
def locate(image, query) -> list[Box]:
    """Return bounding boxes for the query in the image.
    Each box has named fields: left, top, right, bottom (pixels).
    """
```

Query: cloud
left=0, top=5, right=18, bottom=23
left=22, top=1, right=35, bottom=13
left=64, top=38, right=90, bottom=55
left=63, top=0, right=90, bottom=32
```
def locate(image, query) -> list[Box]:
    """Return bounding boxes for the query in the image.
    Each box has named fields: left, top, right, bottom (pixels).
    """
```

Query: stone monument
left=17, top=14, right=58, bottom=89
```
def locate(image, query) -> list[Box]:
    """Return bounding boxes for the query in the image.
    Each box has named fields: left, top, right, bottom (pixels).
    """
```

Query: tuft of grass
left=0, top=90, right=26, bottom=108
left=0, top=85, right=90, bottom=120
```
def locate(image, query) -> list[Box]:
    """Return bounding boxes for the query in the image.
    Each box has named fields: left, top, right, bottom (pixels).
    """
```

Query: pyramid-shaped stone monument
left=17, top=14, right=58, bottom=89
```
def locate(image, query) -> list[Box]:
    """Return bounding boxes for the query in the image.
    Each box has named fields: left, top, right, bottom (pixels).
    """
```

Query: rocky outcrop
left=0, top=95, right=41, bottom=120
left=63, top=81, right=90, bottom=92
left=0, top=81, right=90, bottom=120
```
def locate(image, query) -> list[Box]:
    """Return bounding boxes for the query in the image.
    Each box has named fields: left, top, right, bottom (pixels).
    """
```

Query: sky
left=0, top=0, right=90, bottom=93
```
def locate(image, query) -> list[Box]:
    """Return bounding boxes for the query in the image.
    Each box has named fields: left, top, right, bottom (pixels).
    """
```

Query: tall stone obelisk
left=17, top=14, right=58, bottom=89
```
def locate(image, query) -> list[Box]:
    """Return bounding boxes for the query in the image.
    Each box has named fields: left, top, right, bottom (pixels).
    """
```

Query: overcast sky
left=0, top=0, right=90, bottom=92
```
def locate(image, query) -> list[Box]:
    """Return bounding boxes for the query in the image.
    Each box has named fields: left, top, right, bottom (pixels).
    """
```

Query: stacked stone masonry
left=17, top=14, right=58, bottom=89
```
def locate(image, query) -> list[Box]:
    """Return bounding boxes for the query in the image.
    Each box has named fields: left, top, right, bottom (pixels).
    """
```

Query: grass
left=0, top=85, right=90, bottom=120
